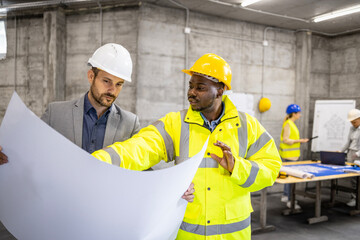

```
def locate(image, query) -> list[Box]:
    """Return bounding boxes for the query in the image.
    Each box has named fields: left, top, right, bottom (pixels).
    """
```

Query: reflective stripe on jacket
left=92, top=95, right=282, bottom=240
left=279, top=119, right=300, bottom=159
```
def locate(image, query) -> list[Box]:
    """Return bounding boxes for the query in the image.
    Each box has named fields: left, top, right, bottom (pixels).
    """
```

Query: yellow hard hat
left=182, top=53, right=232, bottom=90
left=259, top=97, right=271, bottom=112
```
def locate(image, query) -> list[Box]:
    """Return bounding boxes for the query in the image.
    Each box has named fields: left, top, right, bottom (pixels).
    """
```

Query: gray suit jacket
left=41, top=94, right=140, bottom=149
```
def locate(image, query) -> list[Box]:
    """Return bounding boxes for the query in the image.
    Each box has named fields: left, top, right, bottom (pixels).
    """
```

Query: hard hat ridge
left=88, top=43, right=133, bottom=82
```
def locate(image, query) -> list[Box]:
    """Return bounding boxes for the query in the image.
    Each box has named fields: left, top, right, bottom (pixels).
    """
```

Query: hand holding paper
left=182, top=182, right=195, bottom=202
left=0, top=146, right=8, bottom=165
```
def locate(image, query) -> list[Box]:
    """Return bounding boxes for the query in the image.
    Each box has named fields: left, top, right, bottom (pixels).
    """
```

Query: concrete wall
left=0, top=16, right=45, bottom=122
left=65, top=7, right=139, bottom=113
left=1, top=3, right=360, bottom=160
left=136, top=4, right=186, bottom=127
left=137, top=3, right=297, bottom=142
left=329, top=34, right=360, bottom=108
left=307, top=32, right=360, bottom=159
left=307, top=34, right=331, bottom=159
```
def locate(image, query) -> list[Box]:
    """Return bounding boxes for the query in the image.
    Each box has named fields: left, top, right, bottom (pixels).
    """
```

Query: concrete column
left=295, top=31, right=312, bottom=159
left=43, top=8, right=66, bottom=110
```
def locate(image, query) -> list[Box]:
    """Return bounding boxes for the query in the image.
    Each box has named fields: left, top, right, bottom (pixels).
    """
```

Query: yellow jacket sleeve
left=92, top=124, right=167, bottom=171
left=230, top=114, right=282, bottom=191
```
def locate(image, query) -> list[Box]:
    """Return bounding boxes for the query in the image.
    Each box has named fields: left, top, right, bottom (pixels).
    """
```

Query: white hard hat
left=347, top=109, right=360, bottom=121
left=88, top=43, right=132, bottom=82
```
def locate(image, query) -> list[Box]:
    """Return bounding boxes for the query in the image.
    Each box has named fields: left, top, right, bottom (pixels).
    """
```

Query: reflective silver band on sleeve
left=103, top=147, right=121, bottom=166
left=198, top=158, right=218, bottom=168
left=240, top=160, right=259, bottom=188
left=237, top=111, right=248, bottom=158
left=180, top=215, right=250, bottom=236
left=152, top=120, right=175, bottom=162
left=246, top=131, right=272, bottom=158
left=176, top=110, right=190, bottom=164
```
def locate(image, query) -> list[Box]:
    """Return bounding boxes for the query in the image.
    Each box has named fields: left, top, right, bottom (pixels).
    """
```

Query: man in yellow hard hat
left=91, top=53, right=282, bottom=239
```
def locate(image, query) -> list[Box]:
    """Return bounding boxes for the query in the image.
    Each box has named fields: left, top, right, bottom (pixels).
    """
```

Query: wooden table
left=252, top=160, right=360, bottom=234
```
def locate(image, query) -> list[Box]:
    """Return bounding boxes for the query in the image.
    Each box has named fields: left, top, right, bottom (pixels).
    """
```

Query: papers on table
left=0, top=92, right=207, bottom=240
left=280, top=166, right=315, bottom=179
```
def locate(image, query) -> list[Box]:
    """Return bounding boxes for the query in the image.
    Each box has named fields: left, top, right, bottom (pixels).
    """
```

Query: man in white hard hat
left=341, top=108, right=360, bottom=207
left=1, top=43, right=139, bottom=156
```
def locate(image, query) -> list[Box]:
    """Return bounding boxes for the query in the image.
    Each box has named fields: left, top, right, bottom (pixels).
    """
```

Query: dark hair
left=285, top=112, right=300, bottom=121
left=216, top=82, right=225, bottom=90
left=91, top=67, right=100, bottom=79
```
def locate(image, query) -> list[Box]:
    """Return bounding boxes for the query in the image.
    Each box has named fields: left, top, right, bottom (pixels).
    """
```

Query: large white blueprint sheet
left=0, top=92, right=207, bottom=240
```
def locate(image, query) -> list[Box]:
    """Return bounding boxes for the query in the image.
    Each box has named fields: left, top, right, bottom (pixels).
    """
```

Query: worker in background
left=341, top=108, right=360, bottom=207
left=279, top=104, right=309, bottom=210
left=92, top=53, right=282, bottom=239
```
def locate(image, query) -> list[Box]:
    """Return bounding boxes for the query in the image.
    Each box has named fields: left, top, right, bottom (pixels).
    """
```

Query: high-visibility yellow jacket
left=279, top=119, right=300, bottom=159
left=92, top=95, right=281, bottom=240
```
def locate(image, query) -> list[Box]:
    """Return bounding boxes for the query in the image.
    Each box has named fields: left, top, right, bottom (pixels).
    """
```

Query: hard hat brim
left=88, top=58, right=131, bottom=82
left=182, top=69, right=192, bottom=76
left=348, top=116, right=360, bottom=121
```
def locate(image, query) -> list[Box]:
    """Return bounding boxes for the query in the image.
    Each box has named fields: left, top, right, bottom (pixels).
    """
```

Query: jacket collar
left=184, top=95, right=239, bottom=125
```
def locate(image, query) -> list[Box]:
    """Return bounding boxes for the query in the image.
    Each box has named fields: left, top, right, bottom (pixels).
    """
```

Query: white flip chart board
left=311, top=100, right=356, bottom=152
left=225, top=91, right=255, bottom=116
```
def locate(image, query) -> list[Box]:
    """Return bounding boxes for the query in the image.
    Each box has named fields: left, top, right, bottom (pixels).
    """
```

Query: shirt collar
left=84, top=92, right=112, bottom=117
left=84, top=93, right=94, bottom=114
left=200, top=102, right=225, bottom=131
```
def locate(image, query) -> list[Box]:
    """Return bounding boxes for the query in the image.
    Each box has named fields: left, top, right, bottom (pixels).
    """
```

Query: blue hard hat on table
left=286, top=104, right=301, bottom=114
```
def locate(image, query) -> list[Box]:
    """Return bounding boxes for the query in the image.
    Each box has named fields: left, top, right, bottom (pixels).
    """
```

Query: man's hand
left=182, top=182, right=195, bottom=202
left=210, top=140, right=234, bottom=173
left=0, top=146, right=8, bottom=165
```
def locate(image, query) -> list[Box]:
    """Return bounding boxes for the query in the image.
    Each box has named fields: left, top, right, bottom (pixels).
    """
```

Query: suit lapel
left=73, top=95, right=85, bottom=147
left=103, top=104, right=121, bottom=148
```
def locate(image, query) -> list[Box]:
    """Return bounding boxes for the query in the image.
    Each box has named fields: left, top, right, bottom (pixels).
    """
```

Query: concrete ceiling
left=1, top=0, right=360, bottom=35
left=157, top=0, right=360, bottom=35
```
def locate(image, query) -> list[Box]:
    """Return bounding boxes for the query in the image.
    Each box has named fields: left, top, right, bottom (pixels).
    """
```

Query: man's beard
left=188, top=94, right=217, bottom=112
left=90, top=86, right=116, bottom=108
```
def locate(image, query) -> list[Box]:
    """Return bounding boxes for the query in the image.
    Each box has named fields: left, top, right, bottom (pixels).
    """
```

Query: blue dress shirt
left=200, top=102, right=225, bottom=132
left=82, top=93, right=111, bottom=153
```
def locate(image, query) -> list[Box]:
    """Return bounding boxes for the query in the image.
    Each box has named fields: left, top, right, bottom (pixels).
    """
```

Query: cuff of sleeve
left=229, top=156, right=245, bottom=185
left=92, top=149, right=112, bottom=165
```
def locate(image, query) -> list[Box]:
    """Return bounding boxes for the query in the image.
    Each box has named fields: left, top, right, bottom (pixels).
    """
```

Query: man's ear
left=87, top=69, right=94, bottom=84
left=216, top=86, right=224, bottom=98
